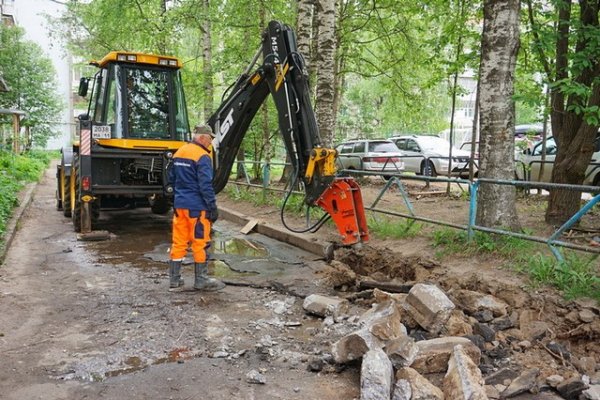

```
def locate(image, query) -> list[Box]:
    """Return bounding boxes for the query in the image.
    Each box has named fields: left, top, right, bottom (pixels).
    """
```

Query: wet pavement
left=87, top=208, right=313, bottom=279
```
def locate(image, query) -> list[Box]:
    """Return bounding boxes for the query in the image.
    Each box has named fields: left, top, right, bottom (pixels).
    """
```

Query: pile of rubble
left=302, top=282, right=600, bottom=400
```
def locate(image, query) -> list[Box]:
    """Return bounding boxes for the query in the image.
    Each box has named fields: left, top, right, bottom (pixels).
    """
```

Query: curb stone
left=0, top=182, right=37, bottom=266
left=218, top=206, right=334, bottom=259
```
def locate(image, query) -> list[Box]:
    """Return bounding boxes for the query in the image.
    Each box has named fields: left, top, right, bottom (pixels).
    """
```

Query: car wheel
left=421, top=161, right=437, bottom=177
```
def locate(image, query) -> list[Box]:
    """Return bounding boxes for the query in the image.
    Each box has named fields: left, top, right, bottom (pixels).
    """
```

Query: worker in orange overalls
left=167, top=124, right=225, bottom=291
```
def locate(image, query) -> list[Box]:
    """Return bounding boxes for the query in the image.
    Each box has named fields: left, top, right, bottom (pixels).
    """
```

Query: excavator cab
left=58, top=52, right=190, bottom=233
left=80, top=52, right=190, bottom=142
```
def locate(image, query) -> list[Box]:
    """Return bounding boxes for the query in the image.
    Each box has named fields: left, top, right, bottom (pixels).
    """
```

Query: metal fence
left=227, top=157, right=600, bottom=261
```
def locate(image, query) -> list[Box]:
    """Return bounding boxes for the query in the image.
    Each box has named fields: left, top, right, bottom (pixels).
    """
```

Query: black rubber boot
left=194, top=262, right=225, bottom=291
left=169, top=260, right=184, bottom=288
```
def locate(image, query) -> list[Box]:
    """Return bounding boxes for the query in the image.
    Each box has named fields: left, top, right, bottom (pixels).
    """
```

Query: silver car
left=391, top=135, right=475, bottom=177
left=335, top=139, right=404, bottom=175
left=515, top=135, right=600, bottom=186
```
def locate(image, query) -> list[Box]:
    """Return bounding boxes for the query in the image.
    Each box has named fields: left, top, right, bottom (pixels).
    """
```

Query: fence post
left=468, top=180, right=479, bottom=242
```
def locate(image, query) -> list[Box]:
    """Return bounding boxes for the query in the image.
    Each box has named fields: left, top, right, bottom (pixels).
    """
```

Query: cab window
left=532, top=138, right=556, bottom=156
left=124, top=66, right=170, bottom=139
left=406, top=140, right=421, bottom=152
left=395, top=139, right=406, bottom=151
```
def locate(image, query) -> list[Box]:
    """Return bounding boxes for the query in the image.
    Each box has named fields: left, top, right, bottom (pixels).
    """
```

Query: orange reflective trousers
left=170, top=209, right=212, bottom=263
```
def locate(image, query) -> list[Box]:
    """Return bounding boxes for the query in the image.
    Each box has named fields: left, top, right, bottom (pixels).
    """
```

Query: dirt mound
left=332, top=245, right=439, bottom=283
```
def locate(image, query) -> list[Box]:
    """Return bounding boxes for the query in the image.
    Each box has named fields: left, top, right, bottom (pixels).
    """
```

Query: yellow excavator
left=56, top=21, right=369, bottom=246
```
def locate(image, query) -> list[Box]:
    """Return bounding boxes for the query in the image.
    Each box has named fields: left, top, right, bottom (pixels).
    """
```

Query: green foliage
left=368, top=214, right=422, bottom=239
left=0, top=151, right=53, bottom=239
left=0, top=25, right=63, bottom=148
left=519, top=253, right=600, bottom=301
left=335, top=1, right=478, bottom=139
left=50, top=0, right=184, bottom=57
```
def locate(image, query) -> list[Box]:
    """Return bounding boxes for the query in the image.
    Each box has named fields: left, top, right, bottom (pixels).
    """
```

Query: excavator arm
left=208, top=21, right=369, bottom=245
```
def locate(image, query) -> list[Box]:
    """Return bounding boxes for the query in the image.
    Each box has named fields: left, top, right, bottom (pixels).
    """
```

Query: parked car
left=391, top=135, right=475, bottom=177
left=515, top=134, right=600, bottom=185
left=514, top=124, right=545, bottom=154
left=459, top=125, right=548, bottom=159
left=335, top=139, right=404, bottom=175
left=459, top=141, right=479, bottom=158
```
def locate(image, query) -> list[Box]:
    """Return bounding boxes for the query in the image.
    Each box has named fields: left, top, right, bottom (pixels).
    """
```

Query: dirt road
left=0, top=167, right=361, bottom=400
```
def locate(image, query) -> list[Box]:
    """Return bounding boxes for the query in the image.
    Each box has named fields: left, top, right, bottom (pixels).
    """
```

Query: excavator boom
left=208, top=21, right=369, bottom=245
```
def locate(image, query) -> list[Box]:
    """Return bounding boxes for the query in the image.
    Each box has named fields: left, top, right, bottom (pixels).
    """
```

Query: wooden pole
left=12, top=113, right=19, bottom=153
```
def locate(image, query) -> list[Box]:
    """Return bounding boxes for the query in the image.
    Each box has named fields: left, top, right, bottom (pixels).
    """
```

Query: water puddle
left=213, top=237, right=268, bottom=258
left=87, top=220, right=303, bottom=278
left=210, top=259, right=257, bottom=278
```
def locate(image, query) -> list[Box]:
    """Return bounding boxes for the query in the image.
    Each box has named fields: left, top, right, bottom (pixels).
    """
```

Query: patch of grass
left=224, top=186, right=270, bottom=207
left=520, top=253, right=600, bottom=301
left=274, top=192, right=306, bottom=214
left=224, top=186, right=310, bottom=218
left=368, top=214, right=422, bottom=239
left=431, top=227, right=533, bottom=261
left=0, top=150, right=55, bottom=239
left=432, top=227, right=599, bottom=300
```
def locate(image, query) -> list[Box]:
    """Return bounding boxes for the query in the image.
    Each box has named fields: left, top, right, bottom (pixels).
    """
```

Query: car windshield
left=417, top=136, right=452, bottom=152
left=369, top=141, right=399, bottom=152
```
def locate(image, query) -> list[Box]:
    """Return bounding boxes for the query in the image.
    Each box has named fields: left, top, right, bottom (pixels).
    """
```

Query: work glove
left=207, top=208, right=219, bottom=223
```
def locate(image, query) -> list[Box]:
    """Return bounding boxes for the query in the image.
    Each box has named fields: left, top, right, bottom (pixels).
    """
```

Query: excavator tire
left=56, top=166, right=63, bottom=211
left=71, top=155, right=81, bottom=232
left=62, top=168, right=72, bottom=218
left=71, top=156, right=100, bottom=233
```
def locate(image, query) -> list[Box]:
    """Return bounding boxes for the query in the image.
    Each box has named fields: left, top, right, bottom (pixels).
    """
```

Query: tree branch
left=525, top=0, right=552, bottom=80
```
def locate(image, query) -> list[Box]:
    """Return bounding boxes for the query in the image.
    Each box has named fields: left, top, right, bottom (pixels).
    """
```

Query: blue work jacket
left=169, top=141, right=216, bottom=212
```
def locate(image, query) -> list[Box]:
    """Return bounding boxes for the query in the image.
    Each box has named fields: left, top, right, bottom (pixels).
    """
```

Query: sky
left=14, top=0, right=73, bottom=150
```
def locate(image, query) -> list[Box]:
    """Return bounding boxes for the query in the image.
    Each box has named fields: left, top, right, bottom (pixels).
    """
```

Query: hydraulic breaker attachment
left=315, top=178, right=370, bottom=246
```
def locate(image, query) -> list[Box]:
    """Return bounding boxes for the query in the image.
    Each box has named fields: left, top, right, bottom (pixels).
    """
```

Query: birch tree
left=201, top=0, right=213, bottom=120
left=314, top=0, right=337, bottom=146
left=296, top=0, right=314, bottom=72
left=476, top=0, right=520, bottom=229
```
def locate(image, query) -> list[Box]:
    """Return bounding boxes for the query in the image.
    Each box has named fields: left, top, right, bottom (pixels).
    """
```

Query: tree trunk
left=545, top=0, right=600, bottom=225
left=296, top=0, right=314, bottom=73
left=314, top=0, right=337, bottom=146
left=332, top=6, right=344, bottom=129
left=476, top=0, right=521, bottom=230
left=201, top=0, right=213, bottom=120
left=468, top=78, right=480, bottom=182
left=235, top=147, right=246, bottom=180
